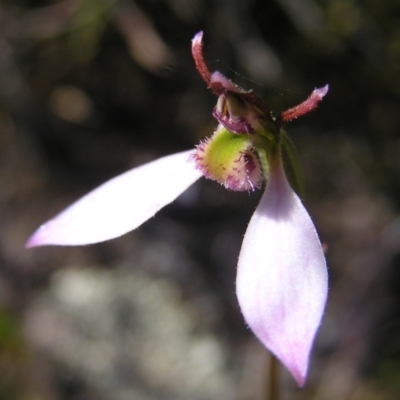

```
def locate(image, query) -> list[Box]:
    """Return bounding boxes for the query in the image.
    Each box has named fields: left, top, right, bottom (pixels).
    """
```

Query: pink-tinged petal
left=236, top=156, right=328, bottom=386
left=27, top=150, right=202, bottom=247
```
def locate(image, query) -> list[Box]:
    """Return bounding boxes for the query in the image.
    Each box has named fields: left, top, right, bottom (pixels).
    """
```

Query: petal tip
left=25, top=239, right=35, bottom=249
left=293, top=371, right=306, bottom=388
left=25, top=224, right=51, bottom=248
left=25, top=239, right=36, bottom=249
left=282, top=350, right=308, bottom=387
left=257, top=334, right=311, bottom=387
left=315, top=84, right=329, bottom=98
left=192, top=31, right=203, bottom=44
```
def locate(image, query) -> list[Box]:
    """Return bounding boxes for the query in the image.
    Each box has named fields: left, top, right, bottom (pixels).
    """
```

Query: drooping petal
left=27, top=150, right=202, bottom=247
left=236, top=155, right=328, bottom=386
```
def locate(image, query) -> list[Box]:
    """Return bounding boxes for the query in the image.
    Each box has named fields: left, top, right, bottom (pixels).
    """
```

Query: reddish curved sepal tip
left=315, top=84, right=329, bottom=98
left=191, top=30, right=212, bottom=88
left=279, top=84, right=329, bottom=123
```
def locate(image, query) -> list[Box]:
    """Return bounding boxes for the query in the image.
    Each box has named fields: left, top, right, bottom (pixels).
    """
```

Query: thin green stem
left=256, top=147, right=270, bottom=182
left=279, top=130, right=305, bottom=198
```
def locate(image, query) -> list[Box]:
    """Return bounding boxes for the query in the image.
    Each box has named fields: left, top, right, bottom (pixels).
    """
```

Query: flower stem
left=266, top=354, right=281, bottom=400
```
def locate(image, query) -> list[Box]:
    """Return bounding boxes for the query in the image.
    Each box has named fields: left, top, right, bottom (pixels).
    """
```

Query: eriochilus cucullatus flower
left=27, top=31, right=329, bottom=387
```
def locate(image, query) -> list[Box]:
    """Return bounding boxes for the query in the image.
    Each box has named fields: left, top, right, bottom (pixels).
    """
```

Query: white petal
left=27, top=150, right=202, bottom=246
left=236, top=158, right=328, bottom=386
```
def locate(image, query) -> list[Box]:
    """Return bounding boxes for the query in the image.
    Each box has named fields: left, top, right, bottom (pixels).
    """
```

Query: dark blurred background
left=0, top=0, right=399, bottom=399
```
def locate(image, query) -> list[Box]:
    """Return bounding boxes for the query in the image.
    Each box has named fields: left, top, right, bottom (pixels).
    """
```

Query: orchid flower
left=27, top=32, right=328, bottom=387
